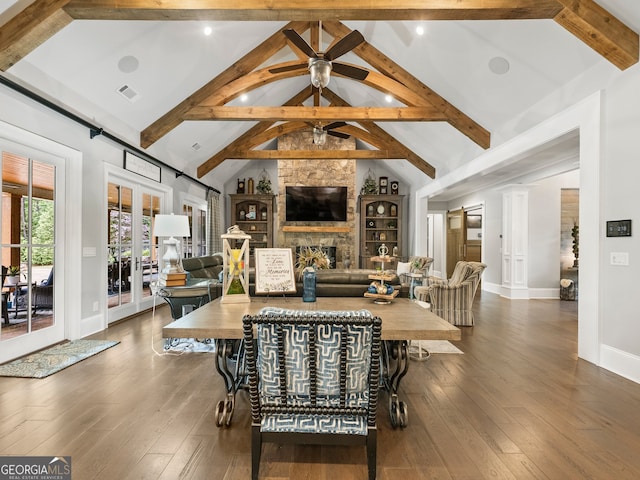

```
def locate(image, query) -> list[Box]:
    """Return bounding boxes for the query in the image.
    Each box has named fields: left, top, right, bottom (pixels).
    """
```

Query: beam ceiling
left=0, top=0, right=636, bottom=181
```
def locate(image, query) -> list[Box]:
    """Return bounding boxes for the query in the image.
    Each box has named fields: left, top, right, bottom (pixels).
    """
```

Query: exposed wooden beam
left=225, top=150, right=406, bottom=160
left=554, top=0, right=639, bottom=70
left=139, top=21, right=310, bottom=148
left=323, top=21, right=492, bottom=149
left=0, top=0, right=72, bottom=71
left=197, top=88, right=312, bottom=177
left=63, top=0, right=563, bottom=21
left=184, top=106, right=446, bottom=122
left=323, top=89, right=436, bottom=178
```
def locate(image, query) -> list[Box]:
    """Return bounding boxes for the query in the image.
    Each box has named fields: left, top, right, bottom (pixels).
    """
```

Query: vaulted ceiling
left=0, top=1, right=638, bottom=197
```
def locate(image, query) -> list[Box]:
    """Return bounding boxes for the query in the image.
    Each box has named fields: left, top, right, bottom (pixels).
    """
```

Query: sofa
left=181, top=254, right=407, bottom=297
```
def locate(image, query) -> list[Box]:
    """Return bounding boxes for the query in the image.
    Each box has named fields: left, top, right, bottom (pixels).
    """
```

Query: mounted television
left=285, top=186, right=348, bottom=222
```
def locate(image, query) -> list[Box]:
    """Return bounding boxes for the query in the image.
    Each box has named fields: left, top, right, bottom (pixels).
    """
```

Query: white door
left=107, top=170, right=170, bottom=323
left=0, top=144, right=65, bottom=355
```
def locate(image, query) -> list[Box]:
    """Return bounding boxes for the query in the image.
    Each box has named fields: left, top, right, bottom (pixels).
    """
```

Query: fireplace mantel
left=282, top=226, right=351, bottom=233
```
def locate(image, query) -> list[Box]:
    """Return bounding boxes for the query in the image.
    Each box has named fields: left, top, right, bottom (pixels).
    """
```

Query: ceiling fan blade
left=332, top=63, right=369, bottom=81
left=282, top=29, right=318, bottom=58
left=323, top=121, right=347, bottom=131
left=327, top=130, right=350, bottom=139
left=269, top=63, right=307, bottom=74
left=324, top=30, right=365, bottom=61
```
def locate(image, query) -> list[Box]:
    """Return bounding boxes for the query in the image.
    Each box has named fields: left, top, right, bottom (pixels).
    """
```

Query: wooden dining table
left=163, top=296, right=461, bottom=428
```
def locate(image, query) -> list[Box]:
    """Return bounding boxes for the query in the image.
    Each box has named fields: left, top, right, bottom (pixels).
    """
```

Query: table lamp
left=154, top=214, right=191, bottom=274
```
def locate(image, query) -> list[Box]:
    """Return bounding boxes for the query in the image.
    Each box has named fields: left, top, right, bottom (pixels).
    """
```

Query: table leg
left=382, top=340, right=410, bottom=428
left=213, top=338, right=246, bottom=427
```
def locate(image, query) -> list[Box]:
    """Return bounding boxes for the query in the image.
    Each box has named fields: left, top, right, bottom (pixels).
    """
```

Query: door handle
left=135, top=257, right=140, bottom=271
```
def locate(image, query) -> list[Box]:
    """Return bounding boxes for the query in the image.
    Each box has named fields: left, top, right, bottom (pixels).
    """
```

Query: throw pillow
left=397, top=262, right=411, bottom=276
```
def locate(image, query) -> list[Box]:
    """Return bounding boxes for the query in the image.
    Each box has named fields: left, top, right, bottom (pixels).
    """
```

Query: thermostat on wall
left=606, top=219, right=631, bottom=237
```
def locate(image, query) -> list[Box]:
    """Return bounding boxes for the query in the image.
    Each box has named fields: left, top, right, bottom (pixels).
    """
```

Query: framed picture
left=124, top=151, right=161, bottom=183
left=246, top=204, right=257, bottom=220
left=254, top=248, right=296, bottom=294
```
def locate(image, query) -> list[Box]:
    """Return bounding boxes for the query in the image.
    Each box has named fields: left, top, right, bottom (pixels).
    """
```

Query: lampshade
left=154, top=214, right=191, bottom=239
left=154, top=214, right=191, bottom=274
left=308, top=58, right=332, bottom=89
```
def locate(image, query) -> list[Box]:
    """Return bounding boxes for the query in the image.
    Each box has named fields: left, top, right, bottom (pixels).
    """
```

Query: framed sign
left=254, top=248, right=297, bottom=295
left=124, top=151, right=161, bottom=183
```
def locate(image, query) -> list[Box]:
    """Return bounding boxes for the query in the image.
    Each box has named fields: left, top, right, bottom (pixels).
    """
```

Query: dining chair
left=243, top=308, right=382, bottom=480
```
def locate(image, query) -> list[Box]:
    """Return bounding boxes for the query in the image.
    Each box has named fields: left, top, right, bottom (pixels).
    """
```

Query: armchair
left=414, top=261, right=486, bottom=326
left=243, top=308, right=382, bottom=480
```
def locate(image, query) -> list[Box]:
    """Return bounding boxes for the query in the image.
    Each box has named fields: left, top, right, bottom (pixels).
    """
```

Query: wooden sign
left=254, top=248, right=297, bottom=295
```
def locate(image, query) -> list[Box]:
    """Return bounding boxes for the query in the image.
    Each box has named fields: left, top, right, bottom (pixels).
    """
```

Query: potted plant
left=6, top=266, right=21, bottom=285
left=295, top=246, right=330, bottom=279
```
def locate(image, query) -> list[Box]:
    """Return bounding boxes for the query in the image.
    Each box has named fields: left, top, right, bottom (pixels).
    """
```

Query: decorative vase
left=302, top=267, right=316, bottom=302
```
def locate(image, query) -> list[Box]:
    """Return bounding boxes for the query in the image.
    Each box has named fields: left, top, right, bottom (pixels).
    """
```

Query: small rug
left=0, top=339, right=120, bottom=378
left=409, top=340, right=463, bottom=360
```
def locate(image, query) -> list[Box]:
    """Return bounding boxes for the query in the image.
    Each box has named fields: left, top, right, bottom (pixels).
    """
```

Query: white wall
left=0, top=85, right=208, bottom=332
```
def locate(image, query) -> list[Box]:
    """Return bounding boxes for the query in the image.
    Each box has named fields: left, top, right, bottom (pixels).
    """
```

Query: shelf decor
left=256, top=169, right=273, bottom=194
left=360, top=168, right=379, bottom=195
left=221, top=225, right=251, bottom=304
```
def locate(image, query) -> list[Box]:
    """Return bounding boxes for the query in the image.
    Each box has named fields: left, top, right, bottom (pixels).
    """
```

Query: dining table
left=163, top=296, right=461, bottom=428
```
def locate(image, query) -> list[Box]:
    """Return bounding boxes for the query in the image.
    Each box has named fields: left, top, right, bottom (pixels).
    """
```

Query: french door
left=0, top=144, right=64, bottom=355
left=107, top=169, right=169, bottom=323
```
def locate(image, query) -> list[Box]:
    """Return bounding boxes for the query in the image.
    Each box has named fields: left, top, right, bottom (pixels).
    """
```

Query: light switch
left=610, top=252, right=629, bottom=266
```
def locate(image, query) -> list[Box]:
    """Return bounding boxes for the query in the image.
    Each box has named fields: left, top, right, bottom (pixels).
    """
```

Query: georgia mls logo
left=0, top=456, right=71, bottom=480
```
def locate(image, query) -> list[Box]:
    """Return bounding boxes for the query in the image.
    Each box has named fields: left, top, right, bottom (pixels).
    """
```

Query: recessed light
left=385, top=94, right=393, bottom=103
left=488, top=56, right=510, bottom=75
left=203, top=26, right=212, bottom=36
left=416, top=26, right=425, bottom=36
left=240, top=93, right=248, bottom=102
left=117, top=56, right=139, bottom=73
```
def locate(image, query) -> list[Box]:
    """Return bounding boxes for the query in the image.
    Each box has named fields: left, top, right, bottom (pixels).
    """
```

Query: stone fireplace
left=276, top=131, right=357, bottom=268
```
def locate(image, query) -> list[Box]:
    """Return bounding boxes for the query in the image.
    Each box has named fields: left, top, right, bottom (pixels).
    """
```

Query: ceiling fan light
left=313, top=126, right=327, bottom=145
left=309, top=59, right=332, bottom=89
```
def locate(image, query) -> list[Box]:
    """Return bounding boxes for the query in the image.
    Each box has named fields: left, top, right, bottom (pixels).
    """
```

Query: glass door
left=1, top=149, right=62, bottom=349
left=107, top=174, right=166, bottom=323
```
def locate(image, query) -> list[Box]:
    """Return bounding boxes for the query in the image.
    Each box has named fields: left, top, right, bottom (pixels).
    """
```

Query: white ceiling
left=1, top=1, right=638, bottom=200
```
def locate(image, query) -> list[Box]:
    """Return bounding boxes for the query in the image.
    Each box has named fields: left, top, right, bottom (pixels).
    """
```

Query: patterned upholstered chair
left=414, top=261, right=486, bottom=326
left=243, top=308, right=382, bottom=480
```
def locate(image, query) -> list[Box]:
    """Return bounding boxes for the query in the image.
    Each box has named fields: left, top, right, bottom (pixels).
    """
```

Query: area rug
left=0, top=339, right=120, bottom=378
left=409, top=340, right=463, bottom=360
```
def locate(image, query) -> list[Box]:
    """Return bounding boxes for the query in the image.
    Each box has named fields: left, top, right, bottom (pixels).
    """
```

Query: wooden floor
left=2, top=292, right=640, bottom=479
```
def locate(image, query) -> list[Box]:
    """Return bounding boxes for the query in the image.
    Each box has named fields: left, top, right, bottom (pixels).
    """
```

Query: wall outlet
left=610, top=252, right=629, bottom=266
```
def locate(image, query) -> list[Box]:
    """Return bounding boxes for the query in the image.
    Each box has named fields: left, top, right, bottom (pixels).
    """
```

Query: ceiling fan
left=310, top=121, right=350, bottom=145
left=270, top=27, right=369, bottom=89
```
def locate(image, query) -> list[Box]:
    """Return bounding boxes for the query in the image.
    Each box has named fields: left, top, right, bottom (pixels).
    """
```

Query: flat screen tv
left=285, top=186, right=348, bottom=222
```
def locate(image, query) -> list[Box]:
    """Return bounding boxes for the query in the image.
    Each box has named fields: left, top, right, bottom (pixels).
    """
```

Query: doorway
left=446, top=205, right=484, bottom=276
left=106, top=171, right=169, bottom=323
left=1, top=147, right=63, bottom=350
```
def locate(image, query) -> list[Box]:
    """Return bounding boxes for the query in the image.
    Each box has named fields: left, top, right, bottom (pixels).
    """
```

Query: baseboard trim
left=482, top=283, right=559, bottom=299
left=600, top=344, right=640, bottom=384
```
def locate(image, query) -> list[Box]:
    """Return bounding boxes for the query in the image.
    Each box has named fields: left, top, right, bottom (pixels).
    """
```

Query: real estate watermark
left=0, top=456, right=71, bottom=480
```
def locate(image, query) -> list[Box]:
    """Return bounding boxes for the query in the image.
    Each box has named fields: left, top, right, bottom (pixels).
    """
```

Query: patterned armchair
left=414, top=261, right=486, bottom=326
left=243, top=308, right=382, bottom=480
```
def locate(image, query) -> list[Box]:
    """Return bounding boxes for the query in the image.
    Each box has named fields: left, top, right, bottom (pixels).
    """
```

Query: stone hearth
left=277, top=131, right=357, bottom=268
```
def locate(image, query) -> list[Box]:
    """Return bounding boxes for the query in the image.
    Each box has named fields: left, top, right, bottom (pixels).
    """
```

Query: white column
left=501, top=187, right=529, bottom=299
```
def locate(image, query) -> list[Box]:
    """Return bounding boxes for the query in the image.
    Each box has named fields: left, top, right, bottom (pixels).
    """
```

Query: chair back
left=243, top=309, right=382, bottom=428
